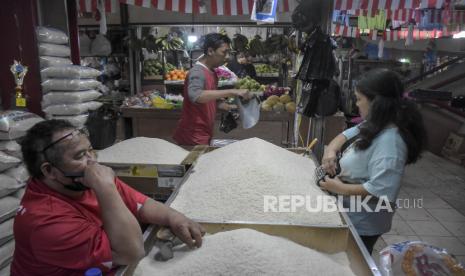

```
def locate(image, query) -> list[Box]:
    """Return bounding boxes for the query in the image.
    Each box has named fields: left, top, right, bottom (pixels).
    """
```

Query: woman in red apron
left=173, top=33, right=250, bottom=146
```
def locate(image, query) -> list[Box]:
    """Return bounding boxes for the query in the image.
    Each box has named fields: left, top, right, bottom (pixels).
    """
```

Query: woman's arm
left=319, top=176, right=369, bottom=196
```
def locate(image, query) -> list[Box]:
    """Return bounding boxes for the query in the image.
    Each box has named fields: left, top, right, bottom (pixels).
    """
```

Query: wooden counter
left=121, top=107, right=294, bottom=146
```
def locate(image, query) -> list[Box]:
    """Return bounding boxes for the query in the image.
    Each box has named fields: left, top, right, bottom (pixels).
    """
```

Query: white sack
left=36, top=26, right=68, bottom=44
left=0, top=111, right=44, bottom=140
left=42, top=90, right=102, bottom=106
left=43, top=101, right=102, bottom=115
left=38, top=43, right=70, bottom=57
left=41, top=65, right=101, bottom=79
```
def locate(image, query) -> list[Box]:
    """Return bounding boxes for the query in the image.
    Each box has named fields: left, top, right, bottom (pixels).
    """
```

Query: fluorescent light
left=453, top=31, right=465, bottom=39
left=399, top=58, right=410, bottom=63
left=188, top=35, right=198, bottom=43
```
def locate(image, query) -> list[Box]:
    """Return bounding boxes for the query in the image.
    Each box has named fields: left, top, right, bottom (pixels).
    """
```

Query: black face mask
left=53, top=166, right=89, bottom=192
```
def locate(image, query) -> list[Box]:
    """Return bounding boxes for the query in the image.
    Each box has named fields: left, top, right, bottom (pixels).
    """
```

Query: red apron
left=173, top=66, right=218, bottom=145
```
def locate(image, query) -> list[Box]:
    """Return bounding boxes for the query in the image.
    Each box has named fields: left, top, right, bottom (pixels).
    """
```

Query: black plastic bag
left=219, top=112, right=238, bottom=133
left=298, top=80, right=341, bottom=117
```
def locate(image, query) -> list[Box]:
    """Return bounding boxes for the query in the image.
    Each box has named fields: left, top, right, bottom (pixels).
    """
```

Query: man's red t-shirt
left=11, top=177, right=148, bottom=276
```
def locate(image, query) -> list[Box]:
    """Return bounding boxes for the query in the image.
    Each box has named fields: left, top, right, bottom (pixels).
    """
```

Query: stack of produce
left=122, top=91, right=183, bottom=109
left=143, top=60, right=175, bottom=78
left=0, top=111, right=43, bottom=271
left=235, top=76, right=265, bottom=92
left=255, top=64, right=279, bottom=76
left=261, top=85, right=296, bottom=113
left=36, top=27, right=72, bottom=69
left=37, top=27, right=103, bottom=127
left=135, top=229, right=355, bottom=276
left=164, top=69, right=187, bottom=82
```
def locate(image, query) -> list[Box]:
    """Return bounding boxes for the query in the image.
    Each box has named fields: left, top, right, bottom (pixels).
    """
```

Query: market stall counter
left=121, top=107, right=294, bottom=147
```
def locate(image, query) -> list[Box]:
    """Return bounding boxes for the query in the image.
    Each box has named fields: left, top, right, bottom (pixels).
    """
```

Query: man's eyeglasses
left=42, top=127, right=90, bottom=153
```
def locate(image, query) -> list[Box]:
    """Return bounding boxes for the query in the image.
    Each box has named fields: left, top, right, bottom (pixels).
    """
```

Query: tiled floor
left=372, top=152, right=465, bottom=266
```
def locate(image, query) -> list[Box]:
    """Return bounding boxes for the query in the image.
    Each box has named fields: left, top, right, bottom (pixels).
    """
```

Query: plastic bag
left=39, top=56, right=72, bottom=69
left=0, top=151, right=21, bottom=172
left=36, top=26, right=69, bottom=44
left=42, top=90, right=102, bottom=106
left=79, top=32, right=91, bottom=56
left=38, top=43, right=70, bottom=57
left=0, top=141, right=21, bottom=155
left=0, top=196, right=19, bottom=215
left=91, top=34, right=111, bottom=56
left=4, top=165, right=29, bottom=184
left=0, top=174, right=24, bottom=198
left=380, top=241, right=465, bottom=276
left=41, top=65, right=101, bottom=79
left=45, top=113, right=89, bottom=128
left=41, top=79, right=101, bottom=92
left=43, top=101, right=102, bottom=115
left=0, top=218, right=14, bottom=241
left=0, top=111, right=44, bottom=140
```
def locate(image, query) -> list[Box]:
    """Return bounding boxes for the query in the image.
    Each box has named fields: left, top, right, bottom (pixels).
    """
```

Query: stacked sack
left=37, top=27, right=103, bottom=128
left=0, top=111, right=44, bottom=271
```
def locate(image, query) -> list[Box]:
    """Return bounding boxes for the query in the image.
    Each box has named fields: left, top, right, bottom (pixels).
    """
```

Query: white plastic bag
left=38, top=43, right=70, bottom=57
left=4, top=165, right=29, bottom=184
left=41, top=65, right=101, bottom=79
left=36, top=26, right=69, bottom=44
left=0, top=111, right=44, bottom=140
left=0, top=240, right=15, bottom=269
left=42, top=90, right=102, bottom=106
left=91, top=34, right=111, bottom=56
left=43, top=101, right=102, bottom=115
left=0, top=219, right=14, bottom=241
left=0, top=196, right=19, bottom=215
left=0, top=141, right=21, bottom=155
left=45, top=113, right=89, bottom=128
left=39, top=56, right=72, bottom=69
left=380, top=241, right=465, bottom=276
left=0, top=174, right=24, bottom=198
left=41, top=79, right=101, bottom=92
left=0, top=152, right=21, bottom=172
left=79, top=32, right=91, bottom=56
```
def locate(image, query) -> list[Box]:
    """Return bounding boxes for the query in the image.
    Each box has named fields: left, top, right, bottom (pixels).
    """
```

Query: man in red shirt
left=173, top=33, right=250, bottom=146
left=11, top=120, right=205, bottom=275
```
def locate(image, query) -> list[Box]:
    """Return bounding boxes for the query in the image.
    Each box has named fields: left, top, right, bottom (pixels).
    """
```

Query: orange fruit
left=164, top=74, right=170, bottom=79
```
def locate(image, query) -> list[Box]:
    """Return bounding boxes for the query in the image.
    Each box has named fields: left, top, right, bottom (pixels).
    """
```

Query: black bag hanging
left=219, top=112, right=238, bottom=133
left=297, top=80, right=341, bottom=118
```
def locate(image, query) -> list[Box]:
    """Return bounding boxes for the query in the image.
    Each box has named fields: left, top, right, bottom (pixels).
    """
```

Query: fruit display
left=261, top=86, right=296, bottom=114
left=255, top=64, right=279, bottom=75
left=143, top=60, right=175, bottom=78
left=165, top=69, right=188, bottom=81
left=122, top=90, right=183, bottom=109
left=235, top=76, right=265, bottom=92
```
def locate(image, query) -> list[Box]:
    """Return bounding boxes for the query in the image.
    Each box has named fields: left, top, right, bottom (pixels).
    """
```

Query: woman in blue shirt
left=320, top=69, right=427, bottom=254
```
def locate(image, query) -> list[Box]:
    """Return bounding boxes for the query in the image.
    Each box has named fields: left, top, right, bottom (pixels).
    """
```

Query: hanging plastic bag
left=379, top=241, right=465, bottom=276
left=79, top=32, right=92, bottom=56
left=91, top=34, right=111, bottom=56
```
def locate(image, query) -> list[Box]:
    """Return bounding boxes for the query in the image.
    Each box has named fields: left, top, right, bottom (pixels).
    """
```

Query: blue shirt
left=339, top=126, right=407, bottom=235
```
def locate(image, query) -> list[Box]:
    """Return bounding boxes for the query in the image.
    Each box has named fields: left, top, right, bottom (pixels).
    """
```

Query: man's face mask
left=42, top=128, right=92, bottom=191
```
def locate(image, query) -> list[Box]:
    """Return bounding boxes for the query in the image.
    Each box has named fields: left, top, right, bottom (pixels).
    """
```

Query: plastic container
left=84, top=267, right=102, bottom=276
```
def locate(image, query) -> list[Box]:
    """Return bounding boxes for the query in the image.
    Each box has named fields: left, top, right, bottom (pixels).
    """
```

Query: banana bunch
left=232, top=34, right=249, bottom=52
left=156, top=35, right=184, bottom=51
left=287, top=35, right=299, bottom=54
left=265, top=34, right=289, bottom=53
left=248, top=35, right=265, bottom=57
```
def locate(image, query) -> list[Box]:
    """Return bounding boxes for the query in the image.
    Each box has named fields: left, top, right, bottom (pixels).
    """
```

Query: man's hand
left=233, top=89, right=251, bottom=100
left=218, top=102, right=238, bottom=112
left=168, top=212, right=205, bottom=248
left=77, top=161, right=115, bottom=189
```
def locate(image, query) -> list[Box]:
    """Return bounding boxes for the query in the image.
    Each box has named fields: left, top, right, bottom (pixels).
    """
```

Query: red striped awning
left=78, top=0, right=206, bottom=14
left=210, top=0, right=290, bottom=16
left=120, top=0, right=206, bottom=13
left=78, top=0, right=119, bottom=13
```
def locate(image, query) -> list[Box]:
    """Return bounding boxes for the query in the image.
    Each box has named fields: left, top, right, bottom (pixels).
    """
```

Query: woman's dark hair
left=354, top=68, right=427, bottom=164
left=19, top=119, right=75, bottom=178
left=199, top=33, right=231, bottom=55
